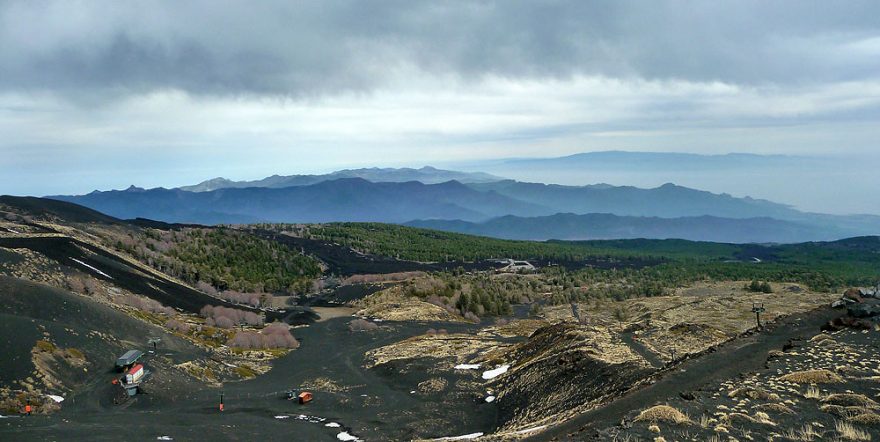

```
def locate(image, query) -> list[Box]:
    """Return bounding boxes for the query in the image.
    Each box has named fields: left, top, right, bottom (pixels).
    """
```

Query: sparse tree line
left=228, top=322, right=299, bottom=349
left=269, top=222, right=645, bottom=263
left=103, top=227, right=322, bottom=295
left=200, top=305, right=263, bottom=328
left=398, top=273, right=546, bottom=321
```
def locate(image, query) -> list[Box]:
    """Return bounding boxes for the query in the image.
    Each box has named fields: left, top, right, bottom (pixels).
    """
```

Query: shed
left=298, top=391, right=313, bottom=404
left=116, top=349, right=144, bottom=369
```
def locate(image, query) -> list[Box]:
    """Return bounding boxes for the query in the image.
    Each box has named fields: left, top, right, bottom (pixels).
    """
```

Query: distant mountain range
left=179, top=166, right=503, bottom=192
left=406, top=213, right=841, bottom=243
left=46, top=163, right=880, bottom=243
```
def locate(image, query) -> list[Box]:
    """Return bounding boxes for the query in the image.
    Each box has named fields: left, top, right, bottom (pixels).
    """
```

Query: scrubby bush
left=779, top=369, right=844, bottom=384
left=121, top=295, right=175, bottom=315
left=200, top=305, right=263, bottom=327
left=165, top=319, right=191, bottom=333
left=228, top=322, right=299, bottom=349
left=635, top=405, right=691, bottom=424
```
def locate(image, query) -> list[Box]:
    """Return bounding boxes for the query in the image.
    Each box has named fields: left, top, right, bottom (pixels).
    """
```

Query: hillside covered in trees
left=108, top=227, right=323, bottom=294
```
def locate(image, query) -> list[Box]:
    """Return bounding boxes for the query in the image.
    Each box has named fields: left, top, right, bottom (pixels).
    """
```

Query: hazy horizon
left=2, top=1, right=878, bottom=215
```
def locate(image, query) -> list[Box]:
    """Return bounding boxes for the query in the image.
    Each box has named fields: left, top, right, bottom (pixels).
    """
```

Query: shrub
left=635, top=405, right=691, bottom=424
left=228, top=322, right=299, bottom=349
left=848, top=413, right=880, bottom=425
left=822, top=394, right=879, bottom=408
left=66, top=348, right=85, bottom=360
left=200, top=305, right=263, bottom=327
left=779, top=369, right=844, bottom=384
left=35, top=340, right=56, bottom=353
left=835, top=420, right=872, bottom=441
left=165, top=319, right=191, bottom=333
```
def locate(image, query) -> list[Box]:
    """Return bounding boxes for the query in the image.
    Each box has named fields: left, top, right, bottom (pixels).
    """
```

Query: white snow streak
left=481, top=364, right=509, bottom=380
left=70, top=257, right=113, bottom=279
left=454, top=364, right=481, bottom=370
left=432, top=432, right=485, bottom=441
left=513, top=425, right=547, bottom=434
left=337, top=431, right=361, bottom=441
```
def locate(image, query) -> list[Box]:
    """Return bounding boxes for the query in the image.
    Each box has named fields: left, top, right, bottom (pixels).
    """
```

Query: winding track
left=528, top=306, right=841, bottom=441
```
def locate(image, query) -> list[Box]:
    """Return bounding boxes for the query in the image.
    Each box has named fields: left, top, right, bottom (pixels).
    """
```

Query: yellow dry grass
left=822, top=393, right=880, bottom=408
left=756, top=403, right=796, bottom=415
left=779, top=369, right=845, bottom=384
left=635, top=405, right=691, bottom=424
left=836, top=420, right=872, bottom=441
left=849, top=413, right=880, bottom=426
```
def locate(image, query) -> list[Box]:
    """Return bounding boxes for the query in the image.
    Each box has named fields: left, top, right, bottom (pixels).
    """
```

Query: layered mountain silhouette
left=179, top=166, right=503, bottom=192
left=47, top=166, right=880, bottom=243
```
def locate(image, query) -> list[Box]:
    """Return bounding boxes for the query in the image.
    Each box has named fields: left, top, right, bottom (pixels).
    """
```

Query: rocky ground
left=609, top=325, right=880, bottom=441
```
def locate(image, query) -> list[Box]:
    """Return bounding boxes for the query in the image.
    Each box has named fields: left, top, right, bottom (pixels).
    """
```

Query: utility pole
left=752, top=302, right=766, bottom=329
left=219, top=390, right=224, bottom=412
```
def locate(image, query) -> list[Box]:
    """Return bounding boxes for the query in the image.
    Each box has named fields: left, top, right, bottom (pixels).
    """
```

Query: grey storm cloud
left=2, top=0, right=879, bottom=99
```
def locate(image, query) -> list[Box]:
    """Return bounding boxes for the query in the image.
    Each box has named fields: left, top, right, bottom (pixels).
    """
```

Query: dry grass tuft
left=782, top=423, right=820, bottom=441
left=635, top=405, right=691, bottom=424
left=648, top=424, right=660, bottom=433
left=756, top=402, right=796, bottom=415
left=804, top=386, right=823, bottom=399
left=822, top=394, right=879, bottom=408
left=821, top=404, right=874, bottom=419
left=810, top=333, right=834, bottom=343
left=836, top=420, right=872, bottom=440
left=848, top=413, right=880, bottom=426
left=779, top=369, right=845, bottom=384
left=729, top=387, right=773, bottom=400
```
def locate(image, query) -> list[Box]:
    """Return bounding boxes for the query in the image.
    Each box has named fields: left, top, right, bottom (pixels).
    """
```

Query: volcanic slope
left=0, top=276, right=207, bottom=412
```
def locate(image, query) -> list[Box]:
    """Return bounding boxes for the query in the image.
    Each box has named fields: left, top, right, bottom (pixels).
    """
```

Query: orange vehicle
left=297, top=391, right=313, bottom=404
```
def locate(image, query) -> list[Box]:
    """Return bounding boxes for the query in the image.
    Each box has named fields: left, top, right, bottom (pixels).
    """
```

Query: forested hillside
left=108, top=227, right=323, bottom=294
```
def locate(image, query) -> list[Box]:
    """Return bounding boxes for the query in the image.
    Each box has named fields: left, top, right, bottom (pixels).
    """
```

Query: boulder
left=843, top=288, right=863, bottom=303
left=848, top=299, right=880, bottom=318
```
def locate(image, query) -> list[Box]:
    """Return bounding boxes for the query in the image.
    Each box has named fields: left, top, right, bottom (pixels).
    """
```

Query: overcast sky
left=1, top=1, right=878, bottom=212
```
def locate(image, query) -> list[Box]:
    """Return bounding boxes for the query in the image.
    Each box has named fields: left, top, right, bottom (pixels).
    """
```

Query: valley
left=0, top=196, right=878, bottom=441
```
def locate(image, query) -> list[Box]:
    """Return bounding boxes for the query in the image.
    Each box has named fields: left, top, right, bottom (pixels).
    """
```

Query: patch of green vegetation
left=745, top=280, right=774, bottom=293
left=234, top=365, right=257, bottom=378
left=66, top=348, right=85, bottom=360
left=34, top=340, right=56, bottom=353
left=117, top=227, right=323, bottom=294
left=286, top=222, right=647, bottom=262
left=315, top=224, right=880, bottom=294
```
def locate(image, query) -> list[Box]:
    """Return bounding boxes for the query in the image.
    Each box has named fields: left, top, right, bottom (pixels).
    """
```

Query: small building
left=116, top=349, right=144, bottom=370
left=125, top=364, right=145, bottom=385
left=297, top=392, right=313, bottom=404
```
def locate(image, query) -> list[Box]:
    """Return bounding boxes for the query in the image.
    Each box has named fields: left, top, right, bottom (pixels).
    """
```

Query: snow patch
left=70, top=258, right=113, bottom=279
left=513, top=425, right=547, bottom=434
left=337, top=431, right=361, bottom=441
left=274, top=415, right=290, bottom=419
left=481, top=364, right=509, bottom=380
left=484, top=395, right=495, bottom=403
left=325, top=422, right=341, bottom=428
left=454, top=364, right=481, bottom=370
left=157, top=437, right=173, bottom=441
left=47, top=395, right=64, bottom=403
left=433, top=432, right=485, bottom=441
